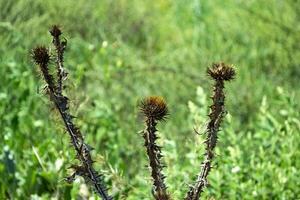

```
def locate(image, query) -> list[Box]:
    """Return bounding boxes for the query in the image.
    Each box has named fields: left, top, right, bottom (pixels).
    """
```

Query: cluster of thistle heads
left=31, top=25, right=235, bottom=200
left=32, top=25, right=62, bottom=67
left=140, top=63, right=235, bottom=121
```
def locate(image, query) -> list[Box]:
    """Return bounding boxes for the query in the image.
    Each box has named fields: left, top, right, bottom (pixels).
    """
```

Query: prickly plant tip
left=31, top=46, right=57, bottom=91
left=207, top=62, right=235, bottom=81
left=50, top=25, right=62, bottom=37
left=185, top=62, right=235, bottom=200
left=32, top=46, right=50, bottom=66
left=50, top=24, right=67, bottom=95
left=140, top=96, right=168, bottom=121
left=140, top=96, right=170, bottom=200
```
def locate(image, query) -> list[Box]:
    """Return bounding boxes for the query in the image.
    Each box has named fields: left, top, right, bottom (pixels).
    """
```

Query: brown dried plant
left=31, top=26, right=112, bottom=200
left=140, top=96, right=170, bottom=200
left=31, top=25, right=235, bottom=200
left=139, top=63, right=235, bottom=200
left=185, top=63, right=235, bottom=200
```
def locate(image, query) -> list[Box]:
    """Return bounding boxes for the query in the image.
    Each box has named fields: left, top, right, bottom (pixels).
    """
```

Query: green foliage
left=0, top=0, right=299, bottom=199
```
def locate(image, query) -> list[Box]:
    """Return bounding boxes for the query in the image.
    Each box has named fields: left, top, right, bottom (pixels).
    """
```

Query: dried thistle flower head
left=207, top=62, right=236, bottom=81
left=31, top=46, right=50, bottom=66
left=140, top=96, right=168, bottom=121
left=50, top=25, right=62, bottom=37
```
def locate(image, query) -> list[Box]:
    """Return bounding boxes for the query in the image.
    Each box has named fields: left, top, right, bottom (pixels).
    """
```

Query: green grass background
left=0, top=0, right=299, bottom=199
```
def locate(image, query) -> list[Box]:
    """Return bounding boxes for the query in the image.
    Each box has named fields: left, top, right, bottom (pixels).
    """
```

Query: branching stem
left=32, top=26, right=112, bottom=200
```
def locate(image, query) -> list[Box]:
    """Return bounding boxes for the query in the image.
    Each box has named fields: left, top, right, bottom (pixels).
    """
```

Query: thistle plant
left=31, top=25, right=235, bottom=200
left=185, top=63, right=235, bottom=200
left=140, top=96, right=170, bottom=200
left=31, top=26, right=112, bottom=200
left=139, top=63, right=235, bottom=200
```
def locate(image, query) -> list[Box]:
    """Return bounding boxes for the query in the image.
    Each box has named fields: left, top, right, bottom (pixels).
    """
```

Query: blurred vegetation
left=0, top=0, right=299, bottom=199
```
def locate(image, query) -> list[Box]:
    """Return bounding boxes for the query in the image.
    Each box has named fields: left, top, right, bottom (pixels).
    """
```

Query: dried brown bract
left=32, top=46, right=50, bottom=66
left=31, top=46, right=57, bottom=91
left=140, top=96, right=168, bottom=121
left=50, top=25, right=62, bottom=37
left=207, top=62, right=235, bottom=81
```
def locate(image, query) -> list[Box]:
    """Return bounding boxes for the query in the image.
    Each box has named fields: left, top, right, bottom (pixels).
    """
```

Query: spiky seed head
left=140, top=96, right=168, bottom=121
left=32, top=46, right=50, bottom=66
left=50, top=25, right=62, bottom=37
left=207, top=62, right=235, bottom=81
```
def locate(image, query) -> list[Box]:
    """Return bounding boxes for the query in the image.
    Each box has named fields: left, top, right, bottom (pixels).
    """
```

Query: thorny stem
left=143, top=117, right=169, bottom=200
left=54, top=97, right=111, bottom=199
left=50, top=25, right=67, bottom=94
left=185, top=81, right=224, bottom=200
left=140, top=96, right=170, bottom=200
left=32, top=27, right=112, bottom=200
left=41, top=64, right=111, bottom=200
left=185, top=63, right=235, bottom=200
